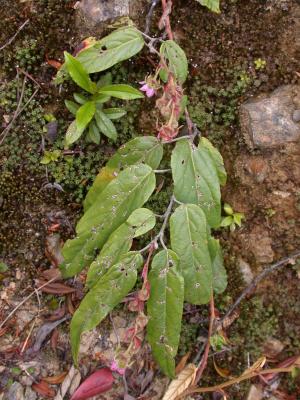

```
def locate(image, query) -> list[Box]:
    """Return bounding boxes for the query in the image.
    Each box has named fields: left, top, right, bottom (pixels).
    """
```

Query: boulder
left=239, top=85, right=300, bottom=149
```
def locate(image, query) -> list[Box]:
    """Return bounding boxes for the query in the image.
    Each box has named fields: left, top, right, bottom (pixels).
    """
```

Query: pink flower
left=110, top=360, right=126, bottom=375
left=139, top=81, right=156, bottom=98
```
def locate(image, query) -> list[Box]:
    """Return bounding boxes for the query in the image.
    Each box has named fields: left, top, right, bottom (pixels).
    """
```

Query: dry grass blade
left=163, top=363, right=197, bottom=400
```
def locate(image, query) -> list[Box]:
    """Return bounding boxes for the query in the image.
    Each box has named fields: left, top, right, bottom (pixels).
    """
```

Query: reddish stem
left=195, top=294, right=215, bottom=383
left=161, top=0, right=174, bottom=40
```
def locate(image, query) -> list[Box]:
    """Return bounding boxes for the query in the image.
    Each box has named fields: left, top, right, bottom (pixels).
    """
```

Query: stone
left=293, top=109, right=300, bottom=123
left=248, top=232, right=274, bottom=264
left=76, top=0, right=130, bottom=24
left=246, top=385, right=263, bottom=400
left=239, top=85, right=300, bottom=149
left=7, top=382, right=24, bottom=400
left=24, top=387, right=37, bottom=400
left=238, top=258, right=254, bottom=285
left=263, top=337, right=284, bottom=358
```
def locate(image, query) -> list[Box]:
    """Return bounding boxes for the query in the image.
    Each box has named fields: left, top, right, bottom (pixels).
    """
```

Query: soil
left=0, top=0, right=299, bottom=399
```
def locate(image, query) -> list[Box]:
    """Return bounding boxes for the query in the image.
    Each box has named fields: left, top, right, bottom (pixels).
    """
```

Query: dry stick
left=219, top=250, right=300, bottom=327
left=188, top=366, right=297, bottom=395
left=195, top=294, right=215, bottom=383
left=0, top=276, right=58, bottom=330
left=145, top=0, right=159, bottom=35
left=0, top=19, right=29, bottom=52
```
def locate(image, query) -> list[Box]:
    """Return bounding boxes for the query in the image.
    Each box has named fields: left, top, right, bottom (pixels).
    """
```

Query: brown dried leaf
left=163, top=364, right=197, bottom=400
left=36, top=280, right=75, bottom=295
left=41, top=268, right=62, bottom=281
left=213, top=358, right=231, bottom=378
left=242, top=356, right=266, bottom=376
left=32, top=380, right=56, bottom=398
left=175, top=352, right=191, bottom=375
left=44, top=372, right=68, bottom=385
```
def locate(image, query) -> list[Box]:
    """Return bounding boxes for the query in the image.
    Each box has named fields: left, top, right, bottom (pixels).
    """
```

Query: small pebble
left=292, top=109, right=300, bottom=123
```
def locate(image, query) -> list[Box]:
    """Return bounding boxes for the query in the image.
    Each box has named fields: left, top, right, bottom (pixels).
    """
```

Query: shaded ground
left=0, top=0, right=299, bottom=399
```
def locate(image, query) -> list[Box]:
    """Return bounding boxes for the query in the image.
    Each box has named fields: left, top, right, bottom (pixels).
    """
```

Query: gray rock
left=24, top=387, right=37, bottom=400
left=76, top=0, right=130, bottom=24
left=7, top=382, right=24, bottom=400
left=293, top=109, right=300, bottom=123
left=239, top=85, right=300, bottom=149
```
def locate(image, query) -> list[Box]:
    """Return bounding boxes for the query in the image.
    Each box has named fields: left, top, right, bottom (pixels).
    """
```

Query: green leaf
left=87, top=121, right=101, bottom=144
left=93, top=93, right=111, bottom=103
left=160, top=40, right=188, bottom=84
left=170, top=204, right=213, bottom=304
left=0, top=262, right=9, bottom=272
left=86, top=208, right=156, bottom=287
left=76, top=27, right=144, bottom=74
left=103, top=108, right=127, bottom=120
left=84, top=136, right=163, bottom=211
left=76, top=101, right=96, bottom=134
left=65, top=120, right=83, bottom=146
left=60, top=164, right=155, bottom=278
left=64, top=52, right=96, bottom=93
left=220, top=216, right=233, bottom=227
left=97, top=72, right=112, bottom=88
left=73, top=93, right=88, bottom=104
left=233, top=213, right=244, bottom=227
left=98, top=84, right=143, bottom=100
left=208, top=237, right=227, bottom=294
left=71, top=252, right=143, bottom=363
left=95, top=109, right=117, bottom=141
left=224, top=203, right=233, bottom=215
left=199, top=137, right=227, bottom=186
left=171, top=139, right=222, bottom=228
left=196, top=0, right=220, bottom=13
left=147, top=250, right=184, bottom=378
left=65, top=100, right=80, bottom=115
left=40, top=153, right=51, bottom=165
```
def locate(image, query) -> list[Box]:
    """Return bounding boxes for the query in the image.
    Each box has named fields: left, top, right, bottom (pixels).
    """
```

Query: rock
left=293, top=109, right=300, bottom=123
left=24, top=387, right=37, bottom=400
left=238, top=258, right=254, bottom=285
left=263, top=337, right=284, bottom=358
left=246, top=385, right=263, bottom=400
left=239, top=85, right=300, bottom=149
left=7, top=382, right=24, bottom=400
left=248, top=232, right=274, bottom=264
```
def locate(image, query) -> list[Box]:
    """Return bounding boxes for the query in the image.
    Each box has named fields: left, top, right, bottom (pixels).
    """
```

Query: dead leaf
left=41, top=268, right=61, bottom=281
left=50, top=329, right=59, bottom=350
left=54, top=365, right=81, bottom=400
left=213, top=358, right=231, bottom=378
left=44, top=372, right=68, bottom=385
left=66, top=294, right=75, bottom=315
left=45, top=234, right=64, bottom=267
left=163, top=364, right=197, bottom=400
left=175, top=352, right=191, bottom=375
left=32, top=380, right=56, bottom=398
left=36, top=280, right=75, bottom=295
left=242, top=357, right=266, bottom=376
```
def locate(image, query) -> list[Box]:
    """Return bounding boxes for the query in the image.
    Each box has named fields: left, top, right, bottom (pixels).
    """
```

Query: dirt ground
left=0, top=0, right=299, bottom=399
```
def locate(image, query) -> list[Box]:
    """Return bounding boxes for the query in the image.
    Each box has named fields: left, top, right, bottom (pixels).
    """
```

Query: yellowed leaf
left=163, top=363, right=197, bottom=400
left=242, top=356, right=266, bottom=376
left=213, top=358, right=231, bottom=378
left=175, top=351, right=191, bottom=375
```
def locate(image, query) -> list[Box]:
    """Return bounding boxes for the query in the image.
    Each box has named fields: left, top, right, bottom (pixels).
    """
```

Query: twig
left=0, top=19, right=29, bottom=52
left=0, top=276, right=58, bottom=330
left=195, top=294, right=215, bottom=383
left=153, top=169, right=171, bottom=173
left=163, top=131, right=199, bottom=144
left=139, top=195, right=175, bottom=253
left=145, top=0, right=159, bottom=35
left=187, top=366, right=298, bottom=395
left=220, top=250, right=300, bottom=326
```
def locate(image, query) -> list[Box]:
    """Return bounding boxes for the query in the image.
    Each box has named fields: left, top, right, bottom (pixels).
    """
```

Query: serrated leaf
left=86, top=208, right=156, bottom=287
left=163, top=364, right=197, bottom=400
left=208, top=236, right=227, bottom=294
left=199, top=137, right=227, bottom=186
left=73, top=92, right=88, bottom=104
left=64, top=52, right=96, bottom=93
left=87, top=121, right=101, bottom=144
left=60, top=164, right=155, bottom=278
left=65, top=100, right=80, bottom=115
left=171, top=139, right=222, bottom=228
left=84, top=136, right=163, bottom=211
left=65, top=120, right=83, bottom=146
left=170, top=204, right=213, bottom=304
left=95, top=109, right=117, bottom=141
left=98, top=84, right=143, bottom=100
left=196, top=0, right=220, bottom=13
left=103, top=108, right=127, bottom=120
left=76, top=27, right=144, bottom=73
left=70, top=252, right=143, bottom=363
left=76, top=101, right=96, bottom=134
left=147, top=250, right=184, bottom=378
left=160, top=40, right=188, bottom=84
